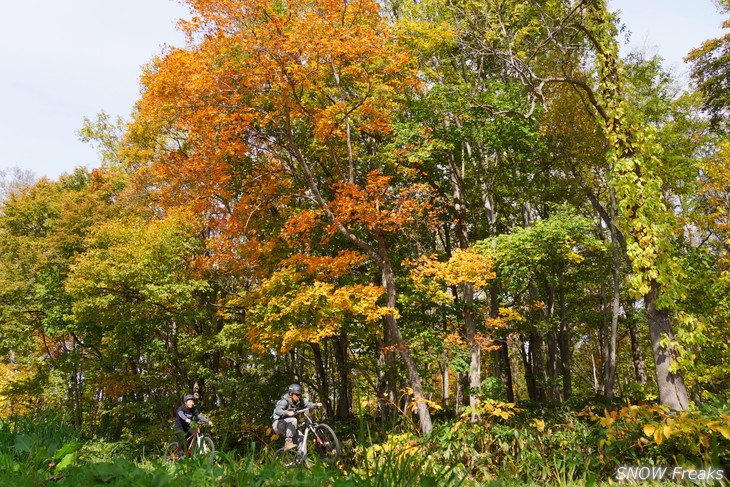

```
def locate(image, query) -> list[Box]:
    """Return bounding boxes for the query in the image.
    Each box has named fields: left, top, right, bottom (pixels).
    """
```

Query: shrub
left=427, top=399, right=598, bottom=484
left=585, top=402, right=730, bottom=475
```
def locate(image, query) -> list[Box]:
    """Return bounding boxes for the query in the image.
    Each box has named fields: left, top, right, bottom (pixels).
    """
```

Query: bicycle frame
left=293, top=410, right=320, bottom=458
left=183, top=425, right=206, bottom=455
left=165, top=422, right=215, bottom=464
left=274, top=407, right=340, bottom=467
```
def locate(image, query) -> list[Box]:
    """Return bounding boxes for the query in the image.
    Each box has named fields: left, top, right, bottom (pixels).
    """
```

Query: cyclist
left=272, top=384, right=322, bottom=450
left=174, top=394, right=214, bottom=454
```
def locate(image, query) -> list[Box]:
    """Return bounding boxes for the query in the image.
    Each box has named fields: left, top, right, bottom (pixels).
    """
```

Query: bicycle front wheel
left=313, top=424, right=340, bottom=463
left=194, top=437, right=216, bottom=464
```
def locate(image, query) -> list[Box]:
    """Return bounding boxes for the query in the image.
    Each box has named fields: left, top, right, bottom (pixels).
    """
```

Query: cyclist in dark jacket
left=174, top=394, right=213, bottom=453
left=272, top=384, right=321, bottom=449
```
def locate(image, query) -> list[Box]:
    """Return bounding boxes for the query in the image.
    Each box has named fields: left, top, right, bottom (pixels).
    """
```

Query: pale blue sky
left=0, top=0, right=190, bottom=180
left=0, top=0, right=725, bottom=181
left=610, top=0, right=725, bottom=74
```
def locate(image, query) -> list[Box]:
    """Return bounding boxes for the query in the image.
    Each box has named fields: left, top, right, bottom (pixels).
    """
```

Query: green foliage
left=477, top=208, right=602, bottom=296
left=687, top=21, right=730, bottom=132
left=0, top=411, right=474, bottom=487
left=425, top=399, right=730, bottom=485
left=0, top=409, right=82, bottom=485
left=2, top=402, right=728, bottom=485
left=350, top=440, right=470, bottom=487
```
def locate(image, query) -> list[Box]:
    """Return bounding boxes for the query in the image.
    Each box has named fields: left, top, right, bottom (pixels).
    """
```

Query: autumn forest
left=1, top=0, right=729, bottom=484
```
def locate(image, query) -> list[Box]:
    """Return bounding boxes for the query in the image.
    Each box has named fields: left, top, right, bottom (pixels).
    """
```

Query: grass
left=1, top=404, right=728, bottom=486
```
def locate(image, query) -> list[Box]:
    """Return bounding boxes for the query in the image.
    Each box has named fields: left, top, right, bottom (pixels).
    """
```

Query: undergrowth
left=0, top=400, right=727, bottom=486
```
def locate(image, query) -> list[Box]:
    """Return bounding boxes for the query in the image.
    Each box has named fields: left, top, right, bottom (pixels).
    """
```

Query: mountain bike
left=164, top=422, right=216, bottom=464
left=274, top=408, right=340, bottom=467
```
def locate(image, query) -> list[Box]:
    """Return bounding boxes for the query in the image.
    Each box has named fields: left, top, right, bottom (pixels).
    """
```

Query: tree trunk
left=498, top=341, right=514, bottom=402
left=645, top=281, right=689, bottom=410
left=519, top=341, right=536, bottom=401
left=71, top=362, right=83, bottom=429
left=558, top=327, right=572, bottom=400
left=463, top=282, right=482, bottom=418
left=489, top=283, right=513, bottom=401
left=584, top=0, right=689, bottom=412
left=603, top=189, right=621, bottom=397
left=440, top=352, right=450, bottom=410
left=545, top=279, right=561, bottom=401
left=375, top=335, right=395, bottom=423
left=380, top=245, right=433, bottom=433
left=546, top=331, right=561, bottom=401
left=529, top=331, right=547, bottom=402
left=331, top=331, right=352, bottom=419
left=557, top=271, right=572, bottom=399
left=455, top=372, right=467, bottom=413
left=448, top=139, right=483, bottom=415
left=310, top=343, right=331, bottom=417
left=591, top=352, right=600, bottom=395
left=626, top=303, right=648, bottom=384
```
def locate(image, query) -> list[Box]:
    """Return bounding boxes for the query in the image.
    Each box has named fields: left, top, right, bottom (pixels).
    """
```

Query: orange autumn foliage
left=127, top=0, right=423, bottom=276
left=328, top=171, right=437, bottom=234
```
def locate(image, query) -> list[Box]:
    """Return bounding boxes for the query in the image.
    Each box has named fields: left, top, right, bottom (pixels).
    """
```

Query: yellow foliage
left=240, top=263, right=392, bottom=353
left=460, top=398, right=522, bottom=423
left=408, top=249, right=496, bottom=290
left=406, top=395, right=443, bottom=415
left=566, top=251, right=585, bottom=264
left=499, top=307, right=526, bottom=323
left=363, top=433, right=421, bottom=466
left=0, top=359, right=35, bottom=418
left=592, top=403, right=730, bottom=457
left=714, top=425, right=730, bottom=440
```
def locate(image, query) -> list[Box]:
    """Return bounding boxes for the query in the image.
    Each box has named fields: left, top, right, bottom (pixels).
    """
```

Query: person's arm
left=195, top=412, right=213, bottom=425
left=178, top=409, right=189, bottom=423
left=274, top=398, right=294, bottom=418
left=303, top=398, right=323, bottom=410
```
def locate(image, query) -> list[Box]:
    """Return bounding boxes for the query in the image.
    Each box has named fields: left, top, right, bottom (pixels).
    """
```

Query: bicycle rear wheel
left=274, top=447, right=305, bottom=467
left=313, top=424, right=340, bottom=464
left=164, top=442, right=181, bottom=462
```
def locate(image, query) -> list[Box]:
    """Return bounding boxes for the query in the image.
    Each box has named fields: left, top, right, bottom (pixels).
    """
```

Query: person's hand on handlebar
left=288, top=404, right=323, bottom=416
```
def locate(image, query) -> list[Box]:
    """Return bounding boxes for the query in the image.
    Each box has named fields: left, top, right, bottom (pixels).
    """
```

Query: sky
left=0, top=0, right=190, bottom=181
left=0, top=0, right=726, bottom=182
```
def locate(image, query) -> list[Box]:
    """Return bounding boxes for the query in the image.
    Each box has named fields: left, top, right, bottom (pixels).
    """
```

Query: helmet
left=183, top=394, right=195, bottom=402
left=287, top=384, right=303, bottom=395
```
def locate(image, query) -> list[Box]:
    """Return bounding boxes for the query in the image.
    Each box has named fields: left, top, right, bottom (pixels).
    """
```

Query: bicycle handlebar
left=293, top=405, right=321, bottom=416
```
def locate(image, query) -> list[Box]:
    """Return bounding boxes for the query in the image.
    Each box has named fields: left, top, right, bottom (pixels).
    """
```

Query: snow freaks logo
left=616, top=465, right=726, bottom=483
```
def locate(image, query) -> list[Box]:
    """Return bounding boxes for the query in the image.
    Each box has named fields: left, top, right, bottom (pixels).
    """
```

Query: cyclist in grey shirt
left=272, top=384, right=321, bottom=450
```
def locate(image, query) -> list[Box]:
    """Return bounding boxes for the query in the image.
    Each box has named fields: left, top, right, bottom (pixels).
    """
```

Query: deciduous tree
left=128, top=0, right=441, bottom=432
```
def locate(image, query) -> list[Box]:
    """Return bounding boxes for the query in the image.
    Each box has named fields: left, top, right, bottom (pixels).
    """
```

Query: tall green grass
left=0, top=409, right=472, bottom=487
left=0, top=409, right=83, bottom=485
